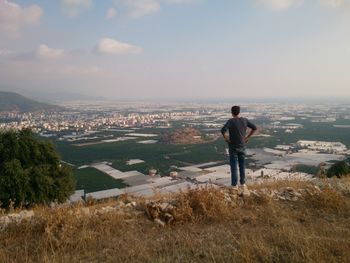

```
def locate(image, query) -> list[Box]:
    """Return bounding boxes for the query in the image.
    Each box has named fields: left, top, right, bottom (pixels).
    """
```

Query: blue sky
left=0, top=0, right=349, bottom=100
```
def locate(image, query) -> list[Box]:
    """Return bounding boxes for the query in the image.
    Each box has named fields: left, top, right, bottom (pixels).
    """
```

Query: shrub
left=327, top=161, right=350, bottom=178
left=0, top=129, right=75, bottom=208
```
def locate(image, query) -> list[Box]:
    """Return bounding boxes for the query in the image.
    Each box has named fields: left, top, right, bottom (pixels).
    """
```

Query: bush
left=327, top=161, right=350, bottom=178
left=0, top=129, right=75, bottom=208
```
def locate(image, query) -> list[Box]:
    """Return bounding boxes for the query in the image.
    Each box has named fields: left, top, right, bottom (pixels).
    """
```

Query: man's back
left=221, top=117, right=257, bottom=149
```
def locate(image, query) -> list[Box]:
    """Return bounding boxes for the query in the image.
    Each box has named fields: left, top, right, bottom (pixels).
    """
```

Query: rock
left=146, top=203, right=161, bottom=219
left=7, top=213, right=21, bottom=223
left=164, top=204, right=175, bottom=213
left=0, top=216, right=11, bottom=226
left=242, top=188, right=251, bottom=197
left=17, top=210, right=35, bottom=220
left=154, top=218, right=165, bottom=227
left=159, top=202, right=169, bottom=211
left=164, top=213, right=174, bottom=224
left=250, top=190, right=261, bottom=198
left=238, top=185, right=250, bottom=197
left=95, top=206, right=117, bottom=215
left=278, top=195, right=286, bottom=201
left=279, top=188, right=301, bottom=201
left=229, top=187, right=239, bottom=195
left=169, top=200, right=179, bottom=207
left=293, top=191, right=302, bottom=197
left=125, top=202, right=134, bottom=208
left=116, top=201, right=126, bottom=208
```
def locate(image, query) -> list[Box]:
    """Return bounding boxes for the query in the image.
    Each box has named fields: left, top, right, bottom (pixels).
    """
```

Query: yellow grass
left=0, top=179, right=349, bottom=263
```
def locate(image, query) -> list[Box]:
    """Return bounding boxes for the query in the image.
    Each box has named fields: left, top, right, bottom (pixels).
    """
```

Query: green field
left=53, top=120, right=350, bottom=192
left=74, top=167, right=127, bottom=193
left=273, top=119, right=350, bottom=147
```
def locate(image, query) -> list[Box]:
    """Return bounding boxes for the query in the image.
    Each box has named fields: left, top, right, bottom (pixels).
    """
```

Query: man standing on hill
left=221, top=106, right=257, bottom=191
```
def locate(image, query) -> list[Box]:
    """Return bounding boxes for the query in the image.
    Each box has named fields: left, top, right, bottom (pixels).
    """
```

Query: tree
left=0, top=129, right=75, bottom=209
left=327, top=161, right=350, bottom=178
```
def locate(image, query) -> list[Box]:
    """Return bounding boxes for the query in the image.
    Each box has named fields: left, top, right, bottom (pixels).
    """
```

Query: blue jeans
left=229, top=147, right=246, bottom=186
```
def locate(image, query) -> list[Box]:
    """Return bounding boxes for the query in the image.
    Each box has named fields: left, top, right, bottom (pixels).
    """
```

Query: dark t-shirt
left=221, top=117, right=257, bottom=149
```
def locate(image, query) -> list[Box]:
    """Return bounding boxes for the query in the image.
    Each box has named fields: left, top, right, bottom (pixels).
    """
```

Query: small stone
left=164, top=213, right=174, bottom=224
left=117, top=201, right=126, bottom=207
left=242, top=185, right=251, bottom=197
left=285, top=187, right=294, bottom=192
left=7, top=213, right=21, bottom=223
left=19, top=210, right=35, bottom=220
left=314, top=185, right=321, bottom=192
left=293, top=191, right=302, bottom=197
left=154, top=218, right=165, bottom=227
left=159, top=202, right=169, bottom=211
left=242, top=190, right=251, bottom=197
left=97, top=206, right=116, bottom=214
left=0, top=216, right=11, bottom=225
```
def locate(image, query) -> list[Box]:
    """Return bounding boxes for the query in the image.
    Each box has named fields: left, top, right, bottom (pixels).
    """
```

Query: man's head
left=231, top=105, right=240, bottom=116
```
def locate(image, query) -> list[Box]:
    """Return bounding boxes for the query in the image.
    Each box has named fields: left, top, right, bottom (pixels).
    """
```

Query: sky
left=0, top=0, right=349, bottom=101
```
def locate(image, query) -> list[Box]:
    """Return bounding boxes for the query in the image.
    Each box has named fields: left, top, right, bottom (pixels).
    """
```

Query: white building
left=297, top=140, right=348, bottom=154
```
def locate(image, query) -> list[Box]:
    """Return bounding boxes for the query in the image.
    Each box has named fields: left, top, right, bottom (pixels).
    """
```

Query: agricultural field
left=74, top=167, right=127, bottom=193
left=52, top=117, right=350, bottom=192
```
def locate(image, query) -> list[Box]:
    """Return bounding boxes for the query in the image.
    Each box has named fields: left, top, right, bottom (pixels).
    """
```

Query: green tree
left=327, top=161, right=350, bottom=178
left=0, top=129, right=75, bottom=209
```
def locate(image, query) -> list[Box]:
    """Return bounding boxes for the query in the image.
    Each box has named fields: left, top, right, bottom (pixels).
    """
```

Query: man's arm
left=245, top=120, right=257, bottom=143
left=221, top=120, right=231, bottom=143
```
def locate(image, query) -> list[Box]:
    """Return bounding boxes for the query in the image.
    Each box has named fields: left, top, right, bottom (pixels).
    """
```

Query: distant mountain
left=0, top=91, right=63, bottom=112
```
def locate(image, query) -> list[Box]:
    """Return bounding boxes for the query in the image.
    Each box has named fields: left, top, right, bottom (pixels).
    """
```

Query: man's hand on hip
left=223, top=134, right=231, bottom=143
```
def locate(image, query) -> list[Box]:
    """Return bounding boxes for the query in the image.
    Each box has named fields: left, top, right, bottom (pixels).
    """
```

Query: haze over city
left=1, top=0, right=350, bottom=100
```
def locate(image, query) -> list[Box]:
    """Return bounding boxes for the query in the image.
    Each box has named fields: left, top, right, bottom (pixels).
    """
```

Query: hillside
left=0, top=91, right=62, bottom=112
left=162, top=127, right=205, bottom=144
left=0, top=178, right=349, bottom=262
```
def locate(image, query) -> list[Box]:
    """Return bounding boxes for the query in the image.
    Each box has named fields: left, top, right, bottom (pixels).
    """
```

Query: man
left=221, top=106, right=257, bottom=190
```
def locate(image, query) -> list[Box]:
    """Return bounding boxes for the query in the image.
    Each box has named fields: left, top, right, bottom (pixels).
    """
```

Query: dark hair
left=231, top=106, right=240, bottom=116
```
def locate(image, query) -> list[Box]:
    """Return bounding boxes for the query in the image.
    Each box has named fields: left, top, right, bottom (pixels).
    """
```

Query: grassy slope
left=0, top=178, right=349, bottom=263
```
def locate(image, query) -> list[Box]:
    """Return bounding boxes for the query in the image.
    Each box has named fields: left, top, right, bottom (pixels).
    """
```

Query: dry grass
left=1, top=179, right=350, bottom=263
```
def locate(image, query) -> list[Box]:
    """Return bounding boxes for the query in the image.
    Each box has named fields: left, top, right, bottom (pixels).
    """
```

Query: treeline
left=0, top=129, right=75, bottom=209
left=293, top=160, right=350, bottom=178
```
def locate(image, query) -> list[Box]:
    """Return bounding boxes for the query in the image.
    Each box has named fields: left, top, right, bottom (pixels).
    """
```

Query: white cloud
left=254, top=0, right=350, bottom=12
left=319, top=0, right=350, bottom=12
left=320, top=0, right=343, bottom=8
left=113, top=0, right=199, bottom=19
left=0, top=0, right=42, bottom=33
left=61, top=0, right=92, bottom=16
left=36, top=44, right=64, bottom=59
left=95, top=38, right=143, bottom=55
left=255, top=0, right=303, bottom=10
left=106, top=7, right=117, bottom=19
left=115, top=0, right=160, bottom=18
left=165, top=0, right=199, bottom=3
